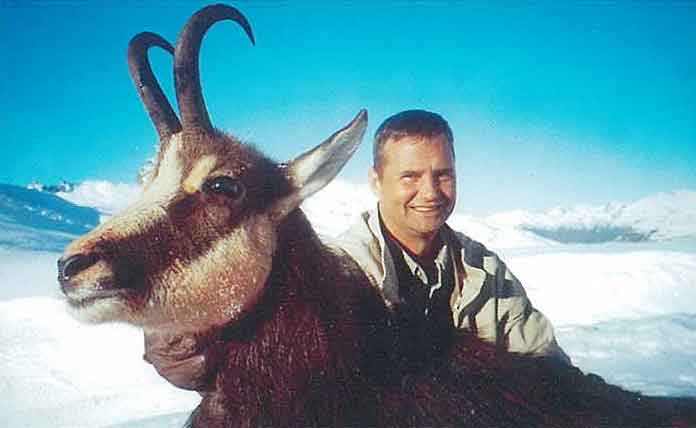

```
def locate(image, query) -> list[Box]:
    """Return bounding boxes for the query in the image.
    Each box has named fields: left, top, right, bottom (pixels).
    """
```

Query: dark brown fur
left=183, top=209, right=696, bottom=428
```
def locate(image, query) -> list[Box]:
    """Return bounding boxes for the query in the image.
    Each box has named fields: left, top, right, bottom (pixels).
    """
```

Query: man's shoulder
left=327, top=210, right=383, bottom=283
left=443, top=225, right=500, bottom=268
left=333, top=210, right=375, bottom=248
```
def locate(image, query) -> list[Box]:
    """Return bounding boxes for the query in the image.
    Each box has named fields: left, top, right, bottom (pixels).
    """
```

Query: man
left=336, top=109, right=569, bottom=363
left=145, top=109, right=569, bottom=391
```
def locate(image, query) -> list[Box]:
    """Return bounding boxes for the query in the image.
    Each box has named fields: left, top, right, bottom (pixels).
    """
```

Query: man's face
left=370, top=134, right=456, bottom=247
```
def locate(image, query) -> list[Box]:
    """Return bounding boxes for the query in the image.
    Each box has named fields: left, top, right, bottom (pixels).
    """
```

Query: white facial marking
left=66, top=294, right=133, bottom=324
left=141, top=134, right=185, bottom=205
left=70, top=135, right=185, bottom=246
left=183, top=155, right=218, bottom=194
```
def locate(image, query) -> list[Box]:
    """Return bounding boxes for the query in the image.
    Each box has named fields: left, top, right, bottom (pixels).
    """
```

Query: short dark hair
left=373, top=110, right=455, bottom=172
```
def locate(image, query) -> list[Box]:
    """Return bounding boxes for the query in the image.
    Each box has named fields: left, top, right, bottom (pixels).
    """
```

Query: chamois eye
left=204, top=176, right=245, bottom=200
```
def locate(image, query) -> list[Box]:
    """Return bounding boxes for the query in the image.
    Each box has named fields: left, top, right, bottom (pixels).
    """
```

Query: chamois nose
left=58, top=253, right=99, bottom=282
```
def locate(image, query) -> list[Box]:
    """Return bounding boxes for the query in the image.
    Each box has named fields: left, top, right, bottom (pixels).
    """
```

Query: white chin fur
left=65, top=297, right=132, bottom=325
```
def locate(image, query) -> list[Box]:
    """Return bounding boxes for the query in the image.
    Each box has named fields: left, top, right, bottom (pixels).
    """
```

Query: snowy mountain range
left=8, top=180, right=696, bottom=250
left=489, top=190, right=696, bottom=243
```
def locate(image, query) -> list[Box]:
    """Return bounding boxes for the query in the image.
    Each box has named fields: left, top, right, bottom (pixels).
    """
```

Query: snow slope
left=0, top=183, right=99, bottom=252
left=1, top=297, right=198, bottom=428
left=1, top=181, right=695, bottom=428
left=57, top=180, right=142, bottom=218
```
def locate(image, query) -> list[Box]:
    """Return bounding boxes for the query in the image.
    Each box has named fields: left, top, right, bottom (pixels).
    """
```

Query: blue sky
left=2, top=1, right=694, bottom=215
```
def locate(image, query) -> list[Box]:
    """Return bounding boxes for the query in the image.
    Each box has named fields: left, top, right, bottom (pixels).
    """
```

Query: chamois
left=58, top=4, right=696, bottom=427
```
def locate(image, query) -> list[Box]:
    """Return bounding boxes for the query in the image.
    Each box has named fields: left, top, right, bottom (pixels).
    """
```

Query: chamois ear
left=271, top=109, right=368, bottom=222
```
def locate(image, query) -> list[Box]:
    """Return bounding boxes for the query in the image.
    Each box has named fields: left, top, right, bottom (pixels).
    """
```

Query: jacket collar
left=364, top=208, right=489, bottom=313
left=365, top=208, right=466, bottom=306
left=365, top=208, right=401, bottom=304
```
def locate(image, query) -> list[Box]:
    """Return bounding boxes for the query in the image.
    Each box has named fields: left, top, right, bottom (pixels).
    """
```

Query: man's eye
left=203, top=176, right=245, bottom=200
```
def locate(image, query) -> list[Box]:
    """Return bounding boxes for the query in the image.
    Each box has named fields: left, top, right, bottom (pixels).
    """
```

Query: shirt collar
left=376, top=210, right=450, bottom=284
left=400, top=240, right=449, bottom=279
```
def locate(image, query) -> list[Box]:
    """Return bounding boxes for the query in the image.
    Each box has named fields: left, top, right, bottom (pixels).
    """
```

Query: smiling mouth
left=410, top=205, right=447, bottom=214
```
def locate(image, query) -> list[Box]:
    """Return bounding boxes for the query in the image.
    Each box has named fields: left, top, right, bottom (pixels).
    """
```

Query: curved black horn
left=128, top=32, right=182, bottom=141
left=174, top=4, right=255, bottom=132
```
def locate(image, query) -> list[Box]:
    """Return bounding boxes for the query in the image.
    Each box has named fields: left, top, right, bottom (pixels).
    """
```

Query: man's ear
left=271, top=109, right=368, bottom=222
left=368, top=166, right=381, bottom=198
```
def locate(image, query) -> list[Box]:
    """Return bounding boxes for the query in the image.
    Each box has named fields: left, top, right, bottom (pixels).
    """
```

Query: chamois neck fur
left=196, top=208, right=382, bottom=427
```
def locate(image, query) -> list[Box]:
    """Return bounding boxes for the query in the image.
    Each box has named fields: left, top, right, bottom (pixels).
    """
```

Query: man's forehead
left=381, top=134, right=454, bottom=164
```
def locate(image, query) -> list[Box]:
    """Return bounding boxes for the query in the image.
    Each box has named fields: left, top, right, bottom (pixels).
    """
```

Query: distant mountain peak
left=489, top=190, right=696, bottom=243
left=27, top=180, right=77, bottom=194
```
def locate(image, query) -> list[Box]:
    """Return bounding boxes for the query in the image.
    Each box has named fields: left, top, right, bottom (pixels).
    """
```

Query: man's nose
left=419, top=174, right=440, bottom=199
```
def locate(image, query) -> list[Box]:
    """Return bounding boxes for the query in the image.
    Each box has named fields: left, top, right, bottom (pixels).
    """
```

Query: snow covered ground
left=1, top=181, right=695, bottom=428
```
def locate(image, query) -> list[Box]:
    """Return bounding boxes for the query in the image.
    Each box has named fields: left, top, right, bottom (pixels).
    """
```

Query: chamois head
left=57, top=4, right=367, bottom=334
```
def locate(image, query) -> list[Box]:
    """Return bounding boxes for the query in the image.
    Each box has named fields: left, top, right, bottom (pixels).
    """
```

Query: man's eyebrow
left=399, top=169, right=421, bottom=176
left=434, top=167, right=455, bottom=174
